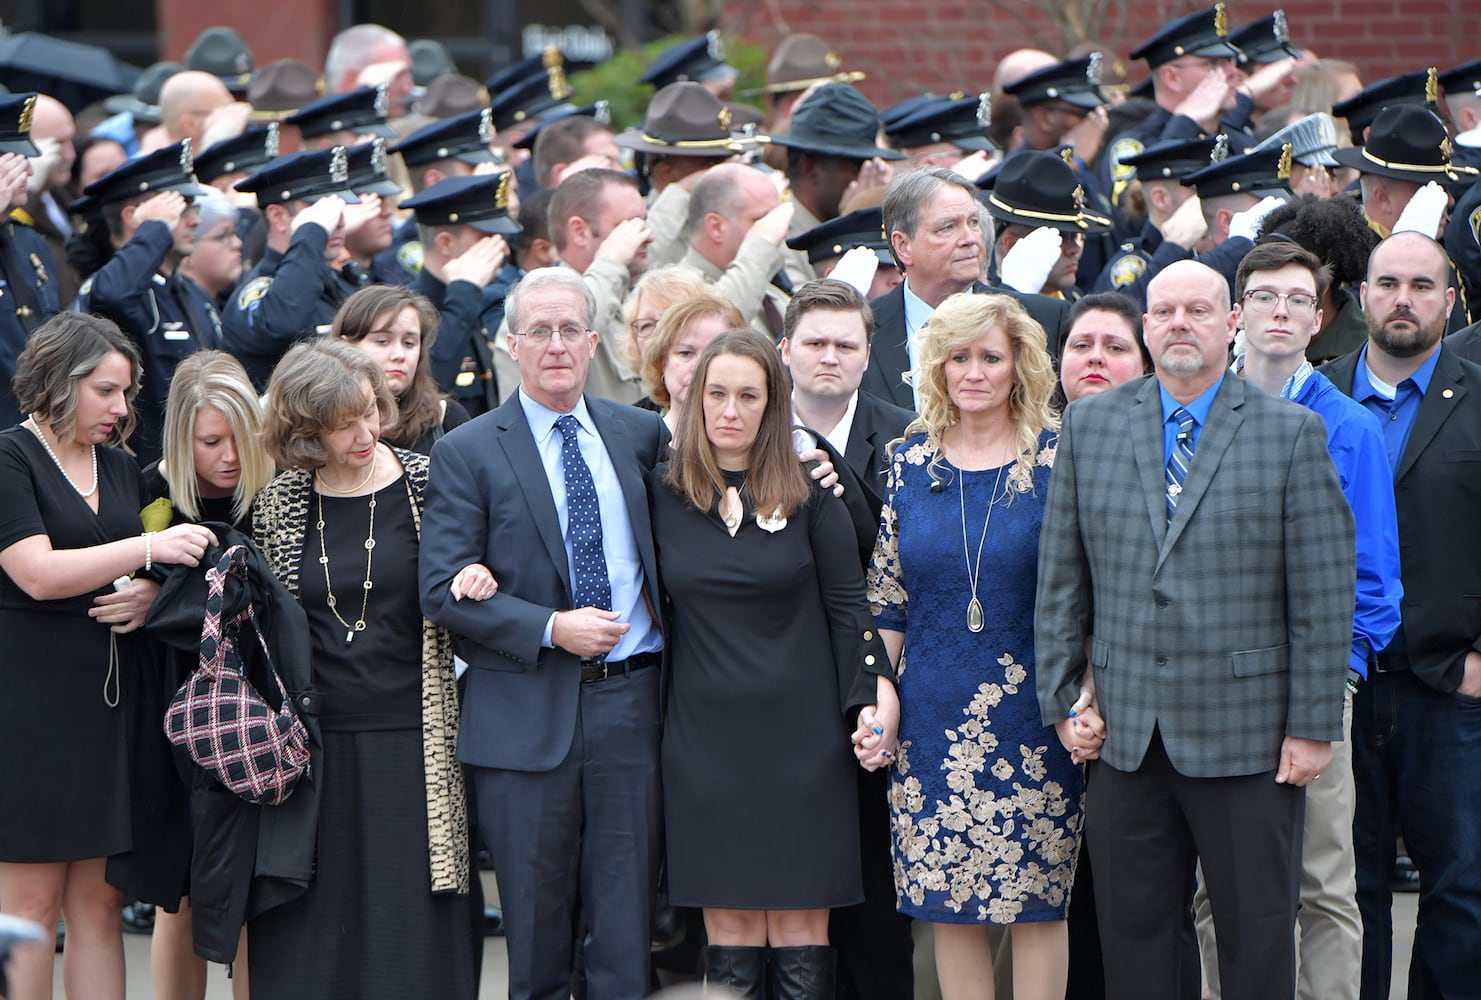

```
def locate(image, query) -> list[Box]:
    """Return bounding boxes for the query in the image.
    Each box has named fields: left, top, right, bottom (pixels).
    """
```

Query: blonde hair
left=620, top=266, right=708, bottom=372
left=262, top=339, right=398, bottom=470
left=904, top=292, right=1059, bottom=494
left=162, top=350, right=275, bottom=522
left=641, top=292, right=745, bottom=409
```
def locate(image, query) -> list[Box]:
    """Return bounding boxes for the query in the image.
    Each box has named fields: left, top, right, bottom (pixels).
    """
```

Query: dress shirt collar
left=901, top=278, right=936, bottom=339
left=518, top=388, right=595, bottom=444
left=1352, top=343, right=1441, bottom=404
left=1159, top=373, right=1224, bottom=428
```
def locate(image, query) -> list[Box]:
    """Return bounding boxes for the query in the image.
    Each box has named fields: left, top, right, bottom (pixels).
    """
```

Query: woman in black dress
left=248, top=338, right=485, bottom=998
left=142, top=349, right=274, bottom=1000
left=331, top=285, right=469, bottom=455
left=0, top=314, right=215, bottom=1000
left=649, top=328, right=899, bottom=1000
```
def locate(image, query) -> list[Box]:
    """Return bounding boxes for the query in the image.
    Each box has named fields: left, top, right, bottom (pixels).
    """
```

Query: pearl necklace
left=25, top=417, right=98, bottom=499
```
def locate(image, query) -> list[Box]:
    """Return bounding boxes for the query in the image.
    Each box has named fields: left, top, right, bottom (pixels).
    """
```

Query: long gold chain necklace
left=316, top=457, right=378, bottom=647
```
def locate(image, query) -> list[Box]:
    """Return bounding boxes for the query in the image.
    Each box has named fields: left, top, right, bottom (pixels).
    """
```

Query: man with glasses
left=1197, top=239, right=1401, bottom=1000
left=421, top=266, right=667, bottom=1000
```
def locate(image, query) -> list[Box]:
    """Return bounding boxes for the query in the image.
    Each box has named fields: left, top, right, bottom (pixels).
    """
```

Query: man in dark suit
left=860, top=168, right=1070, bottom=411
left=420, top=267, right=666, bottom=1000
left=1322, top=231, right=1481, bottom=999
left=1035, top=259, right=1356, bottom=1000
left=780, top=278, right=915, bottom=1000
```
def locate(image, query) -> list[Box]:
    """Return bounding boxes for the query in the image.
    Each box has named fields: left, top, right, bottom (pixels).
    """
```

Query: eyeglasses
left=1243, top=290, right=1317, bottom=313
left=629, top=319, right=658, bottom=339
left=517, top=325, right=591, bottom=344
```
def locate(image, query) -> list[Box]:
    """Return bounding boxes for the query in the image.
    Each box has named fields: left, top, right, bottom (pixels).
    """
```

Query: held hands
left=1274, top=736, right=1331, bottom=787
left=444, top=235, right=510, bottom=289
left=151, top=524, right=219, bottom=567
left=1053, top=674, right=1107, bottom=762
left=593, top=216, right=653, bottom=269
left=998, top=226, right=1061, bottom=295
left=552, top=608, right=630, bottom=659
left=450, top=563, right=499, bottom=601
left=90, top=578, right=161, bottom=633
left=852, top=676, right=901, bottom=771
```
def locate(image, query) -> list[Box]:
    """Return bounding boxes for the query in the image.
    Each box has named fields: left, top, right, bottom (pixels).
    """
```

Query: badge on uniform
left=397, top=240, right=424, bottom=276
left=237, top=276, right=272, bottom=312
left=1470, top=205, right=1481, bottom=248
left=1111, top=255, right=1147, bottom=288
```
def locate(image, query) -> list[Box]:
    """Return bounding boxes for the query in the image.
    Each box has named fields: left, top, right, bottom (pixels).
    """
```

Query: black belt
left=1375, top=652, right=1410, bottom=673
left=580, top=651, right=660, bottom=684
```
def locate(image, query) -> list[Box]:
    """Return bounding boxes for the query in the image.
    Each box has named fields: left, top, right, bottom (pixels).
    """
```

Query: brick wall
left=721, top=0, right=1479, bottom=107
left=157, top=0, right=337, bottom=69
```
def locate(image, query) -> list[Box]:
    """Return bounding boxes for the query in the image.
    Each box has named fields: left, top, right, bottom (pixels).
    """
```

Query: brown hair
left=902, top=292, right=1059, bottom=494
left=641, top=292, right=745, bottom=409
left=13, top=312, right=141, bottom=449
left=331, top=285, right=444, bottom=447
left=783, top=279, right=875, bottom=341
left=1234, top=239, right=1332, bottom=301
left=262, top=338, right=398, bottom=470
left=667, top=328, right=812, bottom=519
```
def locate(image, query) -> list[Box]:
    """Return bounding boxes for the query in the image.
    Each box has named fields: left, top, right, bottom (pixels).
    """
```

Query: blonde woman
left=620, top=265, right=709, bottom=403
left=867, top=292, right=1083, bottom=1000
left=640, top=292, right=745, bottom=437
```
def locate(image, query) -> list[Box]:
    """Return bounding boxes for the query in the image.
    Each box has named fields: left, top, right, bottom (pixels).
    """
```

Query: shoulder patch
left=78, top=276, right=94, bottom=297
left=397, top=240, right=424, bottom=275
left=1110, top=254, right=1147, bottom=288
left=1109, top=137, right=1144, bottom=183
left=1470, top=205, right=1481, bottom=248
left=236, top=275, right=273, bottom=312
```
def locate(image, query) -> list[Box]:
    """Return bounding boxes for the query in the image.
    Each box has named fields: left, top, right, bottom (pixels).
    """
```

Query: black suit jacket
left=860, top=281, right=1072, bottom=410
left=1325, top=344, right=1481, bottom=692
left=844, top=390, right=915, bottom=507
left=419, top=392, right=667, bottom=770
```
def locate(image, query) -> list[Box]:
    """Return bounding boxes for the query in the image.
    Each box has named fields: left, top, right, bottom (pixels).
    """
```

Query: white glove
left=1393, top=181, right=1448, bottom=239
left=998, top=226, right=1062, bottom=295
left=1228, top=195, right=1286, bottom=242
left=26, top=136, right=59, bottom=198
left=825, top=245, right=880, bottom=297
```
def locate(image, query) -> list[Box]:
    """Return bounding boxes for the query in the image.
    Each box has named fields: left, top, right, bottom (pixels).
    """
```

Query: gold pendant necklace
left=959, top=460, right=1006, bottom=634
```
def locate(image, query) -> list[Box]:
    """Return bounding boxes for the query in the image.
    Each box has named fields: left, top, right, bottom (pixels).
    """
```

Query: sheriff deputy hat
left=186, top=26, right=255, bottom=94
left=767, top=83, right=903, bottom=161
left=746, top=33, right=864, bottom=96
left=613, top=82, right=745, bottom=157
left=249, top=59, right=323, bottom=121
left=987, top=149, right=1111, bottom=232
left=1332, top=104, right=1477, bottom=184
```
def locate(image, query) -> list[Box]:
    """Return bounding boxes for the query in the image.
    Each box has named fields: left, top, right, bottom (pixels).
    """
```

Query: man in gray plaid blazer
left=1035, top=259, right=1356, bottom=1000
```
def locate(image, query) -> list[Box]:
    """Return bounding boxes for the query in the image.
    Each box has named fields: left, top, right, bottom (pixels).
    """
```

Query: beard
left=1158, top=342, right=1206, bottom=376
left=1370, top=308, right=1443, bottom=359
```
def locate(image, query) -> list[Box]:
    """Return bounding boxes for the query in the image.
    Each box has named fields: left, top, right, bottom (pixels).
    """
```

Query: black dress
left=247, top=475, right=476, bottom=999
left=650, top=465, right=880, bottom=909
left=0, top=427, right=144, bottom=862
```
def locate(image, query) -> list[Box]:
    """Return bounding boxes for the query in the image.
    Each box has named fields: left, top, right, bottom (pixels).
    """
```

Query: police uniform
left=378, top=107, right=505, bottom=286
left=340, top=137, right=405, bottom=287
left=400, top=172, right=522, bottom=416
left=0, top=93, right=60, bottom=428
left=641, top=32, right=739, bottom=92
left=71, top=140, right=221, bottom=464
left=220, top=146, right=362, bottom=389
left=987, top=148, right=1112, bottom=300
left=1332, top=68, right=1440, bottom=145
left=283, top=84, right=397, bottom=145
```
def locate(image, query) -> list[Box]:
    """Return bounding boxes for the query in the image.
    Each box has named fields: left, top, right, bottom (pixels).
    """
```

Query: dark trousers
left=471, top=667, right=662, bottom=1000
left=830, top=766, right=914, bottom=1000
left=1353, top=669, right=1481, bottom=1000
left=1086, top=729, right=1304, bottom=1000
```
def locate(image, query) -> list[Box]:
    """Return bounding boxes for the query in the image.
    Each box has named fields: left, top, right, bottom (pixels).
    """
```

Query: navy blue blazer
left=419, top=391, right=667, bottom=772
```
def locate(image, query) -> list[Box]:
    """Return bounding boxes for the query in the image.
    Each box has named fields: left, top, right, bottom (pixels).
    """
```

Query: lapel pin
left=1443, top=388, right=1455, bottom=398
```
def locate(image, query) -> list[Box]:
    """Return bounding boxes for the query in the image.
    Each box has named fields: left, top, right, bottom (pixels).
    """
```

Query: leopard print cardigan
left=252, top=447, right=469, bottom=894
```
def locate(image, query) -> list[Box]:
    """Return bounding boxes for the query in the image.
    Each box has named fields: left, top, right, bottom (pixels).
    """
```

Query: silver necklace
left=959, top=460, right=1006, bottom=634
left=26, top=416, right=98, bottom=499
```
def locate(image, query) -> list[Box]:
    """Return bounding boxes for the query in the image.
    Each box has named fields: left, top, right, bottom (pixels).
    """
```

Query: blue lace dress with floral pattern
left=867, top=430, right=1083, bottom=924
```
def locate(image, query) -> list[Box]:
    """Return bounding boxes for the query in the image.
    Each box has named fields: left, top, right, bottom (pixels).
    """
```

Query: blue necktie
left=556, top=415, right=613, bottom=618
left=1166, top=407, right=1196, bottom=523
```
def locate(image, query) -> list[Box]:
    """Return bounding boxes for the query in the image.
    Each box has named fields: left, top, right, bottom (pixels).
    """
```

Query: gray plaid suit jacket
left=1035, top=373, right=1357, bottom=778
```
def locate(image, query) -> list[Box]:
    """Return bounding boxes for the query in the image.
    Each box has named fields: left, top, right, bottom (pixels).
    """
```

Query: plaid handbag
left=163, top=544, right=311, bottom=806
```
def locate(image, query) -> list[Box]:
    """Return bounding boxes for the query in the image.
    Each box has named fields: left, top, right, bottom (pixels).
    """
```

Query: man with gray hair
left=679, top=163, right=794, bottom=338
left=421, top=265, right=667, bottom=1000
left=859, top=167, right=1068, bottom=410
left=325, top=23, right=413, bottom=117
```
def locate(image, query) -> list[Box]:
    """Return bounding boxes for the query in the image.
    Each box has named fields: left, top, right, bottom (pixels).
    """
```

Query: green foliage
left=569, top=35, right=770, bottom=132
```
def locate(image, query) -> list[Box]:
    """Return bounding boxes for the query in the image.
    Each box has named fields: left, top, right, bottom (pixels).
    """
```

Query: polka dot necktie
left=557, top=415, right=613, bottom=618
left=1165, top=406, right=1196, bottom=523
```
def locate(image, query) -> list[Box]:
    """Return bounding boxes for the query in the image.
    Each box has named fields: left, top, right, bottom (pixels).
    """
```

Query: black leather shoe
left=1392, top=854, right=1420, bottom=893
left=704, top=944, right=767, bottom=1000
left=121, top=901, right=155, bottom=935
left=483, top=905, right=505, bottom=936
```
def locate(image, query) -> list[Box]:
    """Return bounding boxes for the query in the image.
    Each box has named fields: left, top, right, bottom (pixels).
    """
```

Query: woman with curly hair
left=867, top=292, right=1083, bottom=1000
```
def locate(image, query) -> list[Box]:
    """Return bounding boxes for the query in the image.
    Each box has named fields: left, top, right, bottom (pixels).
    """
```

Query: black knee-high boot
left=769, top=945, right=836, bottom=1000
left=704, top=944, right=768, bottom=999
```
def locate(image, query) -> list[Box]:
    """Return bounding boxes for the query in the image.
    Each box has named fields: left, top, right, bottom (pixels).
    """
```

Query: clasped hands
left=851, top=675, right=901, bottom=772
left=1054, top=671, right=1107, bottom=762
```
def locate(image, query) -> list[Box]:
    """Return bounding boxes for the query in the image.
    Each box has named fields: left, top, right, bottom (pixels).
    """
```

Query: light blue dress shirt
left=518, top=389, right=662, bottom=660
left=901, top=279, right=937, bottom=411
left=1159, top=374, right=1225, bottom=467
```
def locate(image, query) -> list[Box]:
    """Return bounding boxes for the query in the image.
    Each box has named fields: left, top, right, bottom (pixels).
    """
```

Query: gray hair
left=882, top=166, right=979, bottom=241
left=504, top=267, right=597, bottom=334
left=193, top=187, right=239, bottom=238
left=681, top=164, right=747, bottom=242
left=325, top=24, right=405, bottom=93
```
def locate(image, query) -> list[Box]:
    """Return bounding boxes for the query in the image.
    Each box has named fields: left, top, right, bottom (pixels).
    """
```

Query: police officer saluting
left=71, top=139, right=219, bottom=463
left=0, top=93, right=61, bottom=429
left=399, top=171, right=520, bottom=416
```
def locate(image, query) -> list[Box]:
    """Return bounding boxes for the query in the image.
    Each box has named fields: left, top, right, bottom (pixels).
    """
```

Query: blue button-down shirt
left=902, top=279, right=937, bottom=411
left=519, top=390, right=662, bottom=660
left=1159, top=374, right=1225, bottom=467
left=1350, top=344, right=1441, bottom=475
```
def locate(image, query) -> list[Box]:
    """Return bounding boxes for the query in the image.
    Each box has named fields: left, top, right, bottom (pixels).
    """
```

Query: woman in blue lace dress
left=867, top=292, right=1084, bottom=1000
